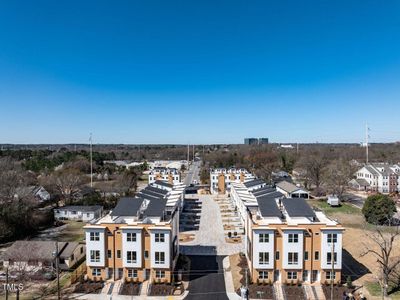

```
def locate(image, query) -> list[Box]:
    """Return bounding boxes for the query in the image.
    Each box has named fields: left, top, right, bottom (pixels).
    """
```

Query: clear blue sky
left=0, top=1, right=400, bottom=144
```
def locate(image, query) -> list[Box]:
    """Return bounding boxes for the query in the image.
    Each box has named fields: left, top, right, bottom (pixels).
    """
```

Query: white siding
left=122, top=229, right=142, bottom=268
left=282, top=230, right=303, bottom=270
left=321, top=230, right=343, bottom=270
left=150, top=229, right=171, bottom=269
left=85, top=229, right=106, bottom=267
left=253, top=229, right=275, bottom=269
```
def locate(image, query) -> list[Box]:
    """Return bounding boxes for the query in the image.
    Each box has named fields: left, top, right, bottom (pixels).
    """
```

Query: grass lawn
left=307, top=199, right=361, bottom=216
left=58, top=221, right=85, bottom=242
left=366, top=281, right=400, bottom=300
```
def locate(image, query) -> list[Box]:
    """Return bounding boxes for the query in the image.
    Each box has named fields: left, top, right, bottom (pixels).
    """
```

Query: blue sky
left=0, top=1, right=400, bottom=144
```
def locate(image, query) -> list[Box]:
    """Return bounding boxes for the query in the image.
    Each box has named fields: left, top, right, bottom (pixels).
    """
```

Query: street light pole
left=53, top=242, right=61, bottom=300
left=330, top=242, right=334, bottom=300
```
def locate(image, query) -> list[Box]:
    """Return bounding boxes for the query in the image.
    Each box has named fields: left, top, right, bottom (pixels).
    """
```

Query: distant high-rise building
left=244, top=138, right=258, bottom=145
left=244, top=138, right=269, bottom=145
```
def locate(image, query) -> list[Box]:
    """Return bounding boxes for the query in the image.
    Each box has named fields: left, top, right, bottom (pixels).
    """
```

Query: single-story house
left=54, top=205, right=103, bottom=222
left=1, top=241, right=85, bottom=272
left=276, top=181, right=309, bottom=199
left=349, top=178, right=370, bottom=191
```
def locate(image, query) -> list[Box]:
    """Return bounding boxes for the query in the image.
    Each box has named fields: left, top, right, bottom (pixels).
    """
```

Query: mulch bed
left=322, top=285, right=355, bottom=299
left=283, top=285, right=306, bottom=300
left=148, top=283, right=175, bottom=296
left=73, top=281, right=103, bottom=294
left=236, top=284, right=274, bottom=299
left=119, top=282, right=141, bottom=295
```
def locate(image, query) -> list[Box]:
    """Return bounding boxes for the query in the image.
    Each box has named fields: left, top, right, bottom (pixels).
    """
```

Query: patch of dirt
left=226, top=237, right=242, bottom=243
left=73, top=281, right=103, bottom=294
left=119, top=282, right=141, bottom=296
left=179, top=233, right=195, bottom=243
left=282, top=285, right=305, bottom=300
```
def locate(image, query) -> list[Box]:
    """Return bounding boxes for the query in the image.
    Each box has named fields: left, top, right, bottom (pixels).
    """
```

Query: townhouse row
left=85, top=180, right=185, bottom=283
left=148, top=167, right=181, bottom=185
left=352, top=163, right=400, bottom=194
left=230, top=179, right=344, bottom=284
left=210, top=167, right=256, bottom=194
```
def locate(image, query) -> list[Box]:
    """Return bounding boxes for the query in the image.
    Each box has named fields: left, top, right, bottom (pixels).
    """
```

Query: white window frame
left=90, top=232, right=100, bottom=241
left=288, top=233, right=298, bottom=243
left=288, top=252, right=298, bottom=265
left=127, top=269, right=138, bottom=278
left=155, top=233, right=165, bottom=243
left=127, top=251, right=137, bottom=263
left=259, top=252, right=269, bottom=265
left=127, top=232, right=137, bottom=242
left=90, top=250, right=100, bottom=263
left=287, top=271, right=297, bottom=280
left=259, top=233, right=269, bottom=243
left=92, top=268, right=101, bottom=276
left=155, top=252, right=165, bottom=264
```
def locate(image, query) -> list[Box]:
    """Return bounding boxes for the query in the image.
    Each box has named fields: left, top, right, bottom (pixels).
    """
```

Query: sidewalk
left=223, top=256, right=242, bottom=300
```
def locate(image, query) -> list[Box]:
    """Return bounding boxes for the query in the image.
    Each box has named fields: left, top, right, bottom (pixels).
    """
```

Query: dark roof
left=146, top=185, right=168, bottom=195
left=256, top=196, right=282, bottom=217
left=251, top=186, right=276, bottom=197
left=1, top=241, right=79, bottom=261
left=153, top=180, right=173, bottom=188
left=111, top=197, right=144, bottom=216
left=282, top=198, right=316, bottom=218
left=143, top=198, right=168, bottom=217
left=139, top=188, right=164, bottom=199
left=243, top=179, right=265, bottom=188
left=57, top=205, right=102, bottom=212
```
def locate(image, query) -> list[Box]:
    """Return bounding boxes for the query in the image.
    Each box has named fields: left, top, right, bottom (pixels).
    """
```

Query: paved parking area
left=180, top=194, right=244, bottom=256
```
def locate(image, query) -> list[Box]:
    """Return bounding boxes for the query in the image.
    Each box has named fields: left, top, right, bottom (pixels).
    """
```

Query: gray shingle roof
left=243, top=179, right=265, bottom=188
left=57, top=205, right=103, bottom=212
left=110, top=197, right=144, bottom=216
left=276, top=181, right=306, bottom=194
left=256, top=196, right=282, bottom=217
left=143, top=198, right=168, bottom=217
left=145, top=186, right=168, bottom=195
left=282, top=198, right=316, bottom=218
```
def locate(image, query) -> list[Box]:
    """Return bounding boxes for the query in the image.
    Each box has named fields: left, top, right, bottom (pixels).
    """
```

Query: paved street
left=185, top=255, right=229, bottom=300
left=184, top=160, right=201, bottom=186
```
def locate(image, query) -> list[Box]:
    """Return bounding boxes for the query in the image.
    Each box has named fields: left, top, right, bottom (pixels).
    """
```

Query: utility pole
left=90, top=133, right=93, bottom=188
left=366, top=123, right=369, bottom=165
left=187, top=144, right=190, bottom=168
left=330, top=242, right=335, bottom=300
left=53, top=242, right=61, bottom=300
left=192, top=145, right=195, bottom=162
left=296, top=143, right=299, bottom=154
left=5, top=267, right=8, bottom=300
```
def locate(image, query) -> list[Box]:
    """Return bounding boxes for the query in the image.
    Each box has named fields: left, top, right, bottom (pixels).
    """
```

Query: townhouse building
left=148, top=167, right=181, bottom=185
left=230, top=179, right=344, bottom=284
left=210, top=168, right=256, bottom=194
left=84, top=182, right=185, bottom=283
left=354, top=163, right=400, bottom=193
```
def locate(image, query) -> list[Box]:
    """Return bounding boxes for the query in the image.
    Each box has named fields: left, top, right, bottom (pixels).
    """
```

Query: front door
left=312, top=270, right=319, bottom=282
left=145, top=269, right=150, bottom=280
left=118, top=268, right=123, bottom=280
left=302, top=270, right=309, bottom=282
left=108, top=268, right=113, bottom=280
left=274, top=270, right=280, bottom=282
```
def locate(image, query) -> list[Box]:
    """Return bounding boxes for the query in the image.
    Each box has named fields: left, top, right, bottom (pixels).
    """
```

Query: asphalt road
left=185, top=255, right=229, bottom=300
left=184, top=160, right=201, bottom=186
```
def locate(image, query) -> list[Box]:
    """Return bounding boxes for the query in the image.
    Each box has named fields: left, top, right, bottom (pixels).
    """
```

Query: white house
left=148, top=167, right=181, bottom=185
left=209, top=168, right=255, bottom=194
left=276, top=181, right=309, bottom=199
left=54, top=205, right=103, bottom=222
left=354, top=163, right=400, bottom=194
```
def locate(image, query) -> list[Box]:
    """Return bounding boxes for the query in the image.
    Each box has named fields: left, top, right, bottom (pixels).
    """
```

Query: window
left=127, top=269, right=138, bottom=278
left=326, top=271, right=336, bottom=280
left=144, top=251, right=149, bottom=259
left=127, top=251, right=137, bottom=263
left=304, top=251, right=309, bottom=261
left=327, top=233, right=337, bottom=243
left=287, top=271, right=297, bottom=280
left=288, top=233, right=299, bottom=243
left=86, top=213, right=90, bottom=217
left=155, top=233, right=165, bottom=243
left=314, top=251, right=319, bottom=260
left=90, top=232, right=100, bottom=241
left=107, top=250, right=112, bottom=258
left=90, top=250, right=100, bottom=263
left=259, top=233, right=269, bottom=243
left=288, top=252, right=298, bottom=265
left=327, top=252, right=337, bottom=265
left=127, top=232, right=137, bottom=242
left=258, top=271, right=268, bottom=279
left=259, top=252, right=269, bottom=265
left=275, top=251, right=280, bottom=260
left=155, top=270, right=165, bottom=278
left=92, top=268, right=101, bottom=276
left=155, top=252, right=165, bottom=264
left=117, top=250, right=121, bottom=259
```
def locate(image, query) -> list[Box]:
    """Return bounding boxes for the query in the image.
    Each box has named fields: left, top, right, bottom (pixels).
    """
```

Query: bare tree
left=325, top=158, right=356, bottom=200
left=298, top=151, right=327, bottom=195
left=41, top=168, right=85, bottom=205
left=116, top=168, right=140, bottom=196
left=361, top=221, right=400, bottom=297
